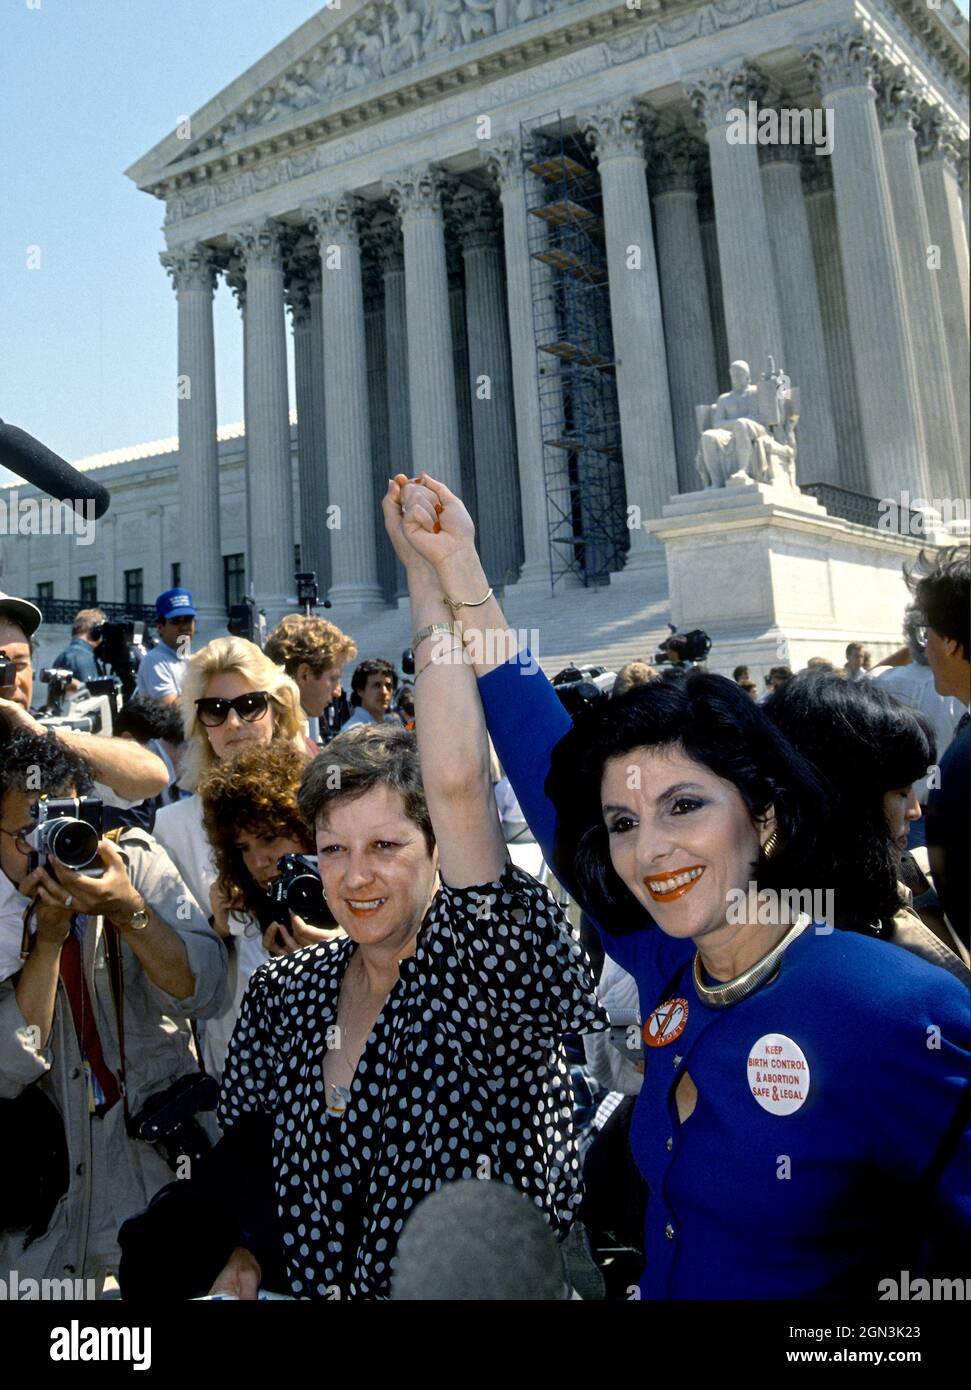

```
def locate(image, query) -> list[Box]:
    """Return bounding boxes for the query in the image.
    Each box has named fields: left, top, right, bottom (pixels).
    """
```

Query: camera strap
left=101, top=828, right=208, bottom=1139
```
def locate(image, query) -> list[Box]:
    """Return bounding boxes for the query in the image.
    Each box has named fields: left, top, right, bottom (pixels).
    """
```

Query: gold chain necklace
left=692, top=917, right=810, bottom=1009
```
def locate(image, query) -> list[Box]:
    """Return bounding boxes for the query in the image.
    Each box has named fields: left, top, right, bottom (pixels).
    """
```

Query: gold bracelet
left=412, top=620, right=460, bottom=652
left=414, top=641, right=464, bottom=681
left=441, top=585, right=493, bottom=613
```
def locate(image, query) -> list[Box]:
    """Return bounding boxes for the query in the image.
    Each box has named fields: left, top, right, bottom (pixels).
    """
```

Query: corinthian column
left=286, top=255, right=331, bottom=596
left=232, top=222, right=295, bottom=620
left=487, top=133, right=569, bottom=586
left=804, top=25, right=930, bottom=501
left=581, top=99, right=677, bottom=563
left=918, top=109, right=970, bottom=466
left=306, top=195, right=382, bottom=607
left=649, top=134, right=719, bottom=493
left=686, top=64, right=787, bottom=375
left=160, top=243, right=224, bottom=625
left=878, top=75, right=964, bottom=494
left=758, top=141, right=841, bottom=483
left=801, top=159, right=868, bottom=493
left=386, top=166, right=462, bottom=494
left=450, top=185, right=523, bottom=587
left=377, top=226, right=413, bottom=487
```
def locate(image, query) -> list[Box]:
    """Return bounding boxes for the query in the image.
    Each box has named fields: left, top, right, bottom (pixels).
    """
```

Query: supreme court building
left=8, top=0, right=970, bottom=665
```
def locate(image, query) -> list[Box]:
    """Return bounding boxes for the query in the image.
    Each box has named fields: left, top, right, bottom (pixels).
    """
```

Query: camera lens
left=285, top=871, right=328, bottom=922
left=40, top=818, right=100, bottom=871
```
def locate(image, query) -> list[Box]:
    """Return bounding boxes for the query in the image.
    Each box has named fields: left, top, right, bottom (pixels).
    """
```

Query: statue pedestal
left=645, top=484, right=934, bottom=680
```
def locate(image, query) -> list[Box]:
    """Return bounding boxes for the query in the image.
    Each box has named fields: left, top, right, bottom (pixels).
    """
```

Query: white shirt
left=341, top=707, right=399, bottom=730
left=152, top=794, right=268, bottom=1078
left=135, top=642, right=187, bottom=700
left=0, top=871, right=32, bottom=985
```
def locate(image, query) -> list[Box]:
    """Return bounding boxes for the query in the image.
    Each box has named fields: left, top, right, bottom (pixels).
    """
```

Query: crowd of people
left=0, top=483, right=967, bottom=1301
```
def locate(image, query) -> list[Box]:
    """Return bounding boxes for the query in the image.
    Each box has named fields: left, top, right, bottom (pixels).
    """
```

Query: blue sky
left=2, top=0, right=968, bottom=485
left=1, top=0, right=322, bottom=483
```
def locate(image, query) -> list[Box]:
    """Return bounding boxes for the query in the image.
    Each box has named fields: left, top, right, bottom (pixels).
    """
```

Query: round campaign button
left=747, top=1033, right=810, bottom=1115
left=643, top=997, right=689, bottom=1048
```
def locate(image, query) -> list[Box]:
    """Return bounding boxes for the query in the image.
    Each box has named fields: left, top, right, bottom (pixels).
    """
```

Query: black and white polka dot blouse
left=218, top=861, right=608, bottom=1298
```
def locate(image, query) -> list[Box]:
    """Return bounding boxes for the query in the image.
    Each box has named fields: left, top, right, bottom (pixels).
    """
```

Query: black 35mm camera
left=254, top=853, right=336, bottom=931
left=26, top=797, right=104, bottom=874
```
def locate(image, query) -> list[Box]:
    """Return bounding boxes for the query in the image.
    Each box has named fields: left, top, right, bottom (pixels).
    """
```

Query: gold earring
left=762, top=830, right=779, bottom=859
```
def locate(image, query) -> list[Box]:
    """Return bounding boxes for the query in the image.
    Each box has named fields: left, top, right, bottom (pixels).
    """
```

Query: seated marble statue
left=696, top=358, right=799, bottom=490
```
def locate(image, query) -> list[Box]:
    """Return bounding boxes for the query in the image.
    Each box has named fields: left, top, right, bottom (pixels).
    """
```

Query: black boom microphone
left=0, top=419, right=111, bottom=519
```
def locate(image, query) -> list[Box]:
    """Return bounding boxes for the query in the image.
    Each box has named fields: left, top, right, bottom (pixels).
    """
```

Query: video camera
left=227, top=597, right=267, bottom=649
left=26, top=796, right=104, bottom=875
left=253, top=853, right=336, bottom=932
left=39, top=669, right=122, bottom=736
left=653, top=626, right=712, bottom=667
left=551, top=664, right=616, bottom=717
left=295, top=571, right=331, bottom=614
left=90, top=618, right=147, bottom=701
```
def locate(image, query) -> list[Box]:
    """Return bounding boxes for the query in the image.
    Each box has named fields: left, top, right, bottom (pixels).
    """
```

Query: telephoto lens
left=26, top=818, right=101, bottom=871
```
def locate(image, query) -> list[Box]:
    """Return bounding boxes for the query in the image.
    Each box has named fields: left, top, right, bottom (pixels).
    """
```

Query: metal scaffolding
left=522, top=114, right=627, bottom=588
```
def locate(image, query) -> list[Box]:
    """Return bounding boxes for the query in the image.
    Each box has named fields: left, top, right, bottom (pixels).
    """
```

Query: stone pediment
left=126, top=0, right=968, bottom=211
left=127, top=0, right=605, bottom=187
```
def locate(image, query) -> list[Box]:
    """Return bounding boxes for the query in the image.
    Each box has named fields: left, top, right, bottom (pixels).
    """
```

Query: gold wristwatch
left=117, top=902, right=150, bottom=932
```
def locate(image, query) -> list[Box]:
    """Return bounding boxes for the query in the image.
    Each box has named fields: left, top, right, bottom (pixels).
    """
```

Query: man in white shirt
left=843, top=642, right=871, bottom=681
left=136, top=588, right=197, bottom=705
left=342, top=657, right=401, bottom=730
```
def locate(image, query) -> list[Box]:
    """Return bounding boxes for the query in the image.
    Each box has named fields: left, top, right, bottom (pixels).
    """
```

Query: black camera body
left=92, top=620, right=145, bottom=701
left=654, top=628, right=712, bottom=667
left=26, top=796, right=104, bottom=875
left=255, top=853, right=335, bottom=931
left=552, top=664, right=611, bottom=717
left=130, top=1072, right=220, bottom=1171
left=0, top=657, right=17, bottom=692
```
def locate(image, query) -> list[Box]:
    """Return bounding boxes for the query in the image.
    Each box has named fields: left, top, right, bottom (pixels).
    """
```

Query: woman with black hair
left=392, top=471, right=971, bottom=1300
left=763, top=670, right=968, bottom=977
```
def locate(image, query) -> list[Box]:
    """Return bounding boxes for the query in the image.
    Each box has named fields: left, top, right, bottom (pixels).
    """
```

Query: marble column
left=386, top=166, right=462, bottom=495
left=448, top=264, right=479, bottom=529
left=487, top=133, right=564, bottom=585
left=686, top=64, right=787, bottom=375
left=305, top=195, right=382, bottom=606
left=232, top=222, right=295, bottom=618
left=698, top=208, right=730, bottom=391
left=159, top=243, right=224, bottom=623
left=377, top=227, right=413, bottom=488
left=805, top=25, right=930, bottom=501
left=759, top=141, right=841, bottom=484
left=878, top=75, right=964, bottom=495
left=801, top=160, right=869, bottom=494
left=450, top=185, right=524, bottom=586
left=99, top=516, right=117, bottom=604
left=286, top=255, right=331, bottom=596
left=361, top=250, right=396, bottom=604
left=650, top=134, right=719, bottom=494
left=581, top=99, right=677, bottom=562
left=918, top=109, right=970, bottom=468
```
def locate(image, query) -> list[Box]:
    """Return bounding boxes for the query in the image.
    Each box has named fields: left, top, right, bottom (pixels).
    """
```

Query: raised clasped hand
left=381, top=472, right=474, bottom=572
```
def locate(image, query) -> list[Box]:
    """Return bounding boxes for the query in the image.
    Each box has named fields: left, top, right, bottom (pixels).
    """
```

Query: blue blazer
left=479, top=655, right=971, bottom=1299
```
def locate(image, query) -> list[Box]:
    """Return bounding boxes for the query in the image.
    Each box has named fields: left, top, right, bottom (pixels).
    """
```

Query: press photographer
left=0, top=590, right=168, bottom=807
left=199, top=742, right=341, bottom=1080
left=0, top=731, right=228, bottom=1291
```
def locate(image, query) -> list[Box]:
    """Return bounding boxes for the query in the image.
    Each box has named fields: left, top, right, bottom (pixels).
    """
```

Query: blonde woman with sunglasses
left=152, top=638, right=308, bottom=1075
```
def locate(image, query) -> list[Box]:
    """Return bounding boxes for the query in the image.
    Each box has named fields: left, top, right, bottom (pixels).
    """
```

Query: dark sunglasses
left=195, top=691, right=271, bottom=727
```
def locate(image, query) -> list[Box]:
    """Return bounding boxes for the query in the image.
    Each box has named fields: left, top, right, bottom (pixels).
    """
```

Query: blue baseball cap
left=155, top=587, right=197, bottom=620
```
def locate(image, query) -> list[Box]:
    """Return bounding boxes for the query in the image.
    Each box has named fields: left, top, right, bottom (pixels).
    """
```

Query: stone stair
left=325, top=566, right=673, bottom=680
